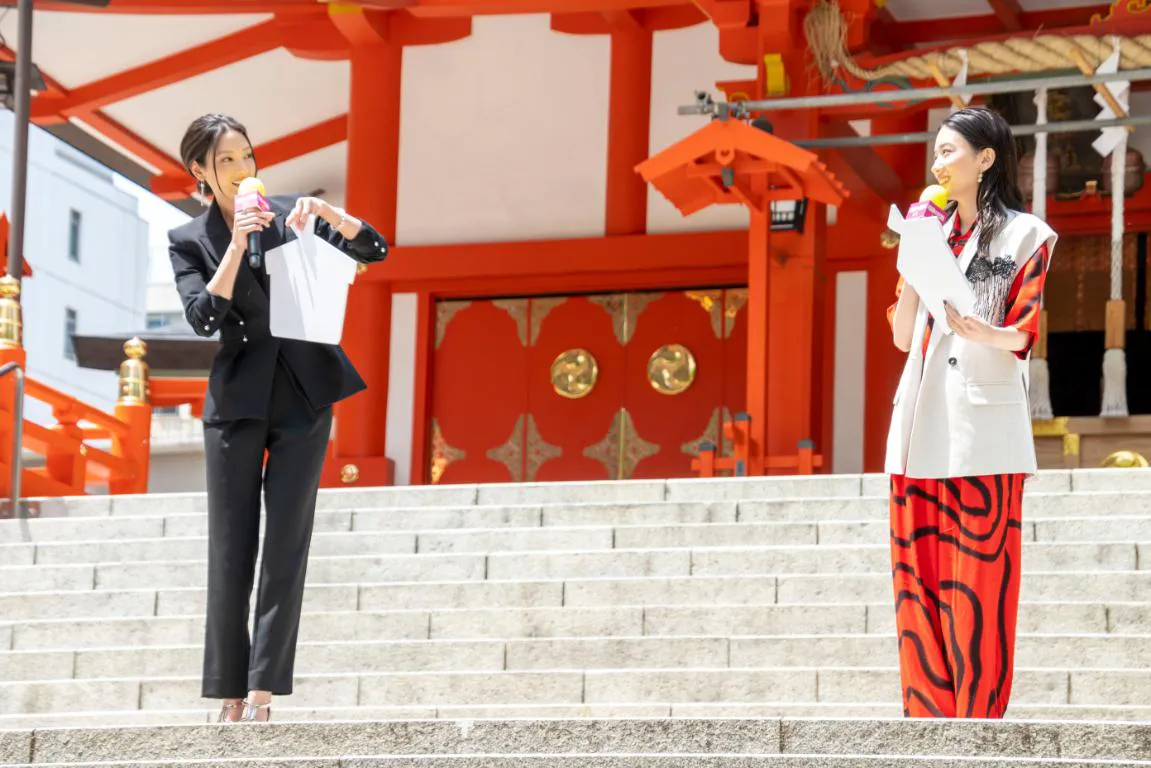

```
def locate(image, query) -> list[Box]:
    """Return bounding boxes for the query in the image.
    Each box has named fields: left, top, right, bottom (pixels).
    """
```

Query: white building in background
left=0, top=111, right=149, bottom=426
left=115, top=167, right=207, bottom=493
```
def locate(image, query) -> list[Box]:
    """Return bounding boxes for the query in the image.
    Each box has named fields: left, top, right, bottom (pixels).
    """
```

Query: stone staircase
left=1, top=470, right=1149, bottom=766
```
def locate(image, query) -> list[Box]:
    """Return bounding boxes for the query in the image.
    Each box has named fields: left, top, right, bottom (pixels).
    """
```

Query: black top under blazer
left=167, top=195, right=389, bottom=424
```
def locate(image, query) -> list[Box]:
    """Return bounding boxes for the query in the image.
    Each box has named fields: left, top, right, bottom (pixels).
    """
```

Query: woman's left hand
left=944, top=301, right=995, bottom=344
left=286, top=197, right=333, bottom=231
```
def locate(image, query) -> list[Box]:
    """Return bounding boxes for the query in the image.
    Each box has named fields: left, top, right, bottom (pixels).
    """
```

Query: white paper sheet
left=887, top=204, right=976, bottom=336
left=265, top=215, right=357, bottom=345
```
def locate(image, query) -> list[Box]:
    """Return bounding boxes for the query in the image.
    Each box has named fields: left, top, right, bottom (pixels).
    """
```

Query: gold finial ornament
left=1101, top=450, right=1149, bottom=468
left=0, top=275, right=22, bottom=349
left=117, top=337, right=150, bottom=404
left=340, top=463, right=360, bottom=483
left=647, top=343, right=697, bottom=396
left=551, top=348, right=598, bottom=399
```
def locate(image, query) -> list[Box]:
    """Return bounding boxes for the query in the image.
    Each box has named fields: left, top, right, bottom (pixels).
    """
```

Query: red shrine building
left=3, top=0, right=1151, bottom=496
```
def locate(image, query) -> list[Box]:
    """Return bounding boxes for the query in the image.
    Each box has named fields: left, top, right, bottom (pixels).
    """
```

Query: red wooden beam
left=23, top=0, right=403, bottom=13
left=361, top=229, right=755, bottom=294
left=987, top=0, right=1023, bottom=32
left=31, top=19, right=284, bottom=123
left=873, top=4, right=1110, bottom=48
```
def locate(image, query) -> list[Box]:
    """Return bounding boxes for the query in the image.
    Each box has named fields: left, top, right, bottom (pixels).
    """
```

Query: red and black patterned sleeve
left=1001, top=241, right=1051, bottom=360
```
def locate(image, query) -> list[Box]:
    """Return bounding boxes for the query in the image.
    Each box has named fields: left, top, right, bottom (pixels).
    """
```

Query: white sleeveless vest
left=885, top=210, right=1058, bottom=479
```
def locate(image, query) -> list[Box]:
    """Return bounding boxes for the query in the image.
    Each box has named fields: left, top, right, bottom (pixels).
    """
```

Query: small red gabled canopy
left=0, top=215, right=34, bottom=278
left=635, top=117, right=849, bottom=217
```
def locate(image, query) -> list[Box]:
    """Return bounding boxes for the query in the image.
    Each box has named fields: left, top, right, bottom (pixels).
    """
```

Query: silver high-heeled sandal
left=241, top=699, right=272, bottom=722
left=217, top=701, right=243, bottom=723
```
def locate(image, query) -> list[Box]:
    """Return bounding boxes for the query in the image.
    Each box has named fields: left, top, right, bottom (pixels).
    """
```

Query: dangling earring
left=197, top=179, right=210, bottom=206
left=977, top=169, right=985, bottom=185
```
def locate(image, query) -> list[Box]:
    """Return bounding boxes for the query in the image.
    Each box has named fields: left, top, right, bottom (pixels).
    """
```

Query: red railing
left=691, top=413, right=823, bottom=477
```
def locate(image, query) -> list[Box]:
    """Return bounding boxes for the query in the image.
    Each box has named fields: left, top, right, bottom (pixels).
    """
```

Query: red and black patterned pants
left=889, top=474, right=1025, bottom=718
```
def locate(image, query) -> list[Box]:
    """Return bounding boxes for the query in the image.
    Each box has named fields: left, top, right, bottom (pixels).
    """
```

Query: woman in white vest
left=886, top=107, right=1057, bottom=719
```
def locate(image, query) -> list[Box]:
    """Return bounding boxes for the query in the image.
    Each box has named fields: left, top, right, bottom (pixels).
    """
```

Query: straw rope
left=804, top=0, right=1151, bottom=84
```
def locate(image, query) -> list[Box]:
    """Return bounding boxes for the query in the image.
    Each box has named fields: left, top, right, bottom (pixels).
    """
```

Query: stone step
left=8, top=757, right=1151, bottom=768
left=5, top=599, right=1143, bottom=650
left=3, top=718, right=1151, bottom=764
left=6, top=515, right=1151, bottom=565
left=1, top=634, right=1149, bottom=683
left=2, top=666, right=1149, bottom=715
left=3, top=702, right=1151, bottom=731
left=26, top=468, right=1151, bottom=523
left=2, top=569, right=1148, bottom=623
left=13, top=491, right=1151, bottom=545
left=2, top=541, right=1146, bottom=595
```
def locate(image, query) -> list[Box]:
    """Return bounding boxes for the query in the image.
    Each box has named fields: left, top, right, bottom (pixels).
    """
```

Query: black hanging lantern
left=770, top=198, right=809, bottom=233
left=0, top=61, right=44, bottom=109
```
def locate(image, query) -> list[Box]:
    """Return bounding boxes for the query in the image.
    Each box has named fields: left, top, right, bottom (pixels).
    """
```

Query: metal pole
left=792, top=114, right=1151, bottom=150
left=679, top=66, right=1151, bottom=114
left=7, top=0, right=34, bottom=284
left=11, top=367, right=22, bottom=517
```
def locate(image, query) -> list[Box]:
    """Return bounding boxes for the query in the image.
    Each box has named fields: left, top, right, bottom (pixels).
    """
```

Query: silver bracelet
left=332, top=208, right=347, bottom=231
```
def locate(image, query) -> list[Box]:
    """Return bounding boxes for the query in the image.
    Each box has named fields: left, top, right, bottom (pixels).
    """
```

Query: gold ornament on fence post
left=117, top=338, right=150, bottom=405
left=1101, top=450, right=1149, bottom=468
left=340, top=463, right=360, bottom=484
left=0, top=276, right=23, bottom=349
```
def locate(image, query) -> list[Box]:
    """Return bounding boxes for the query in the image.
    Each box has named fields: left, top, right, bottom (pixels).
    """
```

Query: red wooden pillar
left=754, top=0, right=825, bottom=469
left=329, top=10, right=402, bottom=487
left=745, top=177, right=771, bottom=475
left=605, top=22, right=651, bottom=236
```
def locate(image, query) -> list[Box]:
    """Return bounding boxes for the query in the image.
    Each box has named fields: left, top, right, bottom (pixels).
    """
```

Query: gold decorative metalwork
left=589, top=293, right=660, bottom=345
left=340, top=464, right=360, bottom=484
left=430, top=418, right=466, bottom=484
left=647, top=344, right=697, bottom=396
left=681, top=406, right=733, bottom=458
left=724, top=289, right=748, bottom=338
left=1102, top=450, right=1150, bottom=468
left=529, top=297, right=566, bottom=346
left=487, top=415, right=525, bottom=482
left=435, top=301, right=471, bottom=349
left=685, top=290, right=724, bottom=338
left=0, top=276, right=22, bottom=349
left=1063, top=433, right=1081, bottom=458
left=525, top=414, right=561, bottom=482
left=551, top=348, right=598, bottom=399
left=117, top=338, right=150, bottom=404
left=355, top=263, right=368, bottom=276
left=493, top=299, right=530, bottom=347
left=583, top=407, right=660, bottom=480
left=1032, top=417, right=1071, bottom=437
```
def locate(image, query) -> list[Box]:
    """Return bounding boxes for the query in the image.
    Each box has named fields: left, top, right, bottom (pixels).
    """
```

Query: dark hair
left=941, top=107, right=1025, bottom=260
left=178, top=114, right=255, bottom=199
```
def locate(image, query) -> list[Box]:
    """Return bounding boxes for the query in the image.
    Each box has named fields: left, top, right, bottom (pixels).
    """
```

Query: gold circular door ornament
left=551, top=348, right=598, bottom=399
left=648, top=343, right=696, bottom=396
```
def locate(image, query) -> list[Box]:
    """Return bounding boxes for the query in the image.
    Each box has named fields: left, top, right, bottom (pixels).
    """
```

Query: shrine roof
left=3, top=0, right=1117, bottom=216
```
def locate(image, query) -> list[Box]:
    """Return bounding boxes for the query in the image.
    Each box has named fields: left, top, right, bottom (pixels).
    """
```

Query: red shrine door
left=428, top=289, right=748, bottom=484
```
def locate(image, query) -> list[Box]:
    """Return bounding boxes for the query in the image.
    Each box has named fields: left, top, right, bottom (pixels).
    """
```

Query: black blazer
left=168, top=195, right=388, bottom=424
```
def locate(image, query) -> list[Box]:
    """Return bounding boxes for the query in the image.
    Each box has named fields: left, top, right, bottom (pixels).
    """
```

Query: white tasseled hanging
left=1101, top=132, right=1129, bottom=417
left=1099, top=37, right=1129, bottom=418
left=1029, top=88, right=1054, bottom=420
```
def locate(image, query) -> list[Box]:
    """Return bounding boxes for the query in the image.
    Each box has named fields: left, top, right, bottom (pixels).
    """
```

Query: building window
left=64, top=307, right=77, bottom=361
left=68, top=210, right=82, bottom=263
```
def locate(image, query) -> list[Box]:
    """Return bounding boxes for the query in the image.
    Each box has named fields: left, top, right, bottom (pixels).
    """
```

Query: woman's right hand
left=229, top=209, right=274, bottom=253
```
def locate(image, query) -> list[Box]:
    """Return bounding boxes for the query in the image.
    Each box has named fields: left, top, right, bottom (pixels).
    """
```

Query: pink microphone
left=234, top=177, right=270, bottom=270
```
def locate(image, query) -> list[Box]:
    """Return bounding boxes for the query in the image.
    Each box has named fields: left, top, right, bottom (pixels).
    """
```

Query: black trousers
left=201, top=356, right=332, bottom=698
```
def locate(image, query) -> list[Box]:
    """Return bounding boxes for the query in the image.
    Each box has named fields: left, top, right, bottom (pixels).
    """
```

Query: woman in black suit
left=167, top=114, right=387, bottom=723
